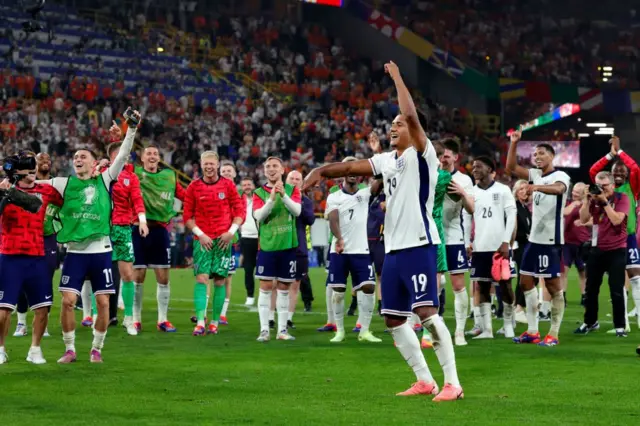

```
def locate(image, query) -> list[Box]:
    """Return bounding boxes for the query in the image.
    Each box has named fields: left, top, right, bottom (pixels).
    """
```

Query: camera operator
left=576, top=172, right=629, bottom=337
left=0, top=152, right=63, bottom=364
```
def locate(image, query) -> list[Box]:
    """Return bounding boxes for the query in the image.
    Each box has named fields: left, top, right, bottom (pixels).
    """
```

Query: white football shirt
left=529, top=168, right=571, bottom=245
left=442, top=170, right=474, bottom=245
left=369, top=144, right=441, bottom=253
left=471, top=181, right=517, bottom=252
left=325, top=186, right=371, bottom=254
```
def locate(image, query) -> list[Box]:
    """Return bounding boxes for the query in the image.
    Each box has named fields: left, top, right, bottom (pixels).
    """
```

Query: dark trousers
left=241, top=237, right=258, bottom=298
left=513, top=246, right=526, bottom=307
left=584, top=247, right=626, bottom=328
left=300, top=274, right=314, bottom=303
left=109, top=260, right=121, bottom=320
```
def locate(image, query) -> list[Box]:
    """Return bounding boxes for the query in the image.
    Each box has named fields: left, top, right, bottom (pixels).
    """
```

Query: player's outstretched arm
left=529, top=182, right=567, bottom=196
left=385, top=61, right=428, bottom=153
left=107, top=109, right=140, bottom=183
left=505, top=130, right=529, bottom=180
left=302, top=160, right=373, bottom=191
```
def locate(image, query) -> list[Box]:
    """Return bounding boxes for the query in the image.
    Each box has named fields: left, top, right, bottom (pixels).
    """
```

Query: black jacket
left=516, top=200, right=531, bottom=247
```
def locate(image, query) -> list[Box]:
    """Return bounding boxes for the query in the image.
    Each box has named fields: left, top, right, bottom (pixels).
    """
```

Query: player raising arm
left=42, top=108, right=141, bottom=363
left=304, top=61, right=463, bottom=402
left=506, top=130, right=570, bottom=347
left=184, top=152, right=245, bottom=336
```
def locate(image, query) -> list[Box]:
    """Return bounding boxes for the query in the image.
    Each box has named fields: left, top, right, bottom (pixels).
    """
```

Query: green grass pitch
left=1, top=268, right=638, bottom=425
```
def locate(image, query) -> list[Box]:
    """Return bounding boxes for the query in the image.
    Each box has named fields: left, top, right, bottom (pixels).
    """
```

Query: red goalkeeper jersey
left=110, top=164, right=145, bottom=225
left=183, top=177, right=246, bottom=240
left=0, top=184, right=63, bottom=256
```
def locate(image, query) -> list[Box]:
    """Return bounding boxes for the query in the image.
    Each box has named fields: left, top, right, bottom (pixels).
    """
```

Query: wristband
left=138, top=213, right=147, bottom=224
left=606, top=153, right=614, bottom=161
left=228, top=223, right=239, bottom=235
left=193, top=226, right=204, bottom=237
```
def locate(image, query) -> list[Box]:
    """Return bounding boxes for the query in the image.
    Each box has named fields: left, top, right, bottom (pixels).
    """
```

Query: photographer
left=0, top=151, right=62, bottom=365
left=576, top=172, right=629, bottom=337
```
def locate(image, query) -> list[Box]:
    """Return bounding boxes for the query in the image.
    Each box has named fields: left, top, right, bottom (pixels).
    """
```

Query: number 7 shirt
left=325, top=186, right=371, bottom=254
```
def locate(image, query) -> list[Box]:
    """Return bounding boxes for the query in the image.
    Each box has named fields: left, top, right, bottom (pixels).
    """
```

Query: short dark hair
left=75, top=148, right=98, bottom=160
left=265, top=156, right=283, bottom=164
left=107, top=142, right=122, bottom=157
left=143, top=145, right=159, bottom=153
left=220, top=160, right=236, bottom=169
left=433, top=142, right=445, bottom=158
left=474, top=155, right=496, bottom=172
left=241, top=177, right=254, bottom=183
left=611, top=159, right=628, bottom=172
left=536, top=143, right=555, bottom=156
left=442, top=139, right=460, bottom=155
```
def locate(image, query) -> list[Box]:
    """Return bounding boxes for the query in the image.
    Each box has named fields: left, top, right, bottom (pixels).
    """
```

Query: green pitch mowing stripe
left=0, top=268, right=638, bottom=425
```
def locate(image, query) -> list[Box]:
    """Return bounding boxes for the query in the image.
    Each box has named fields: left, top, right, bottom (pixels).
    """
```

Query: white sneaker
left=0, top=351, right=8, bottom=364
left=330, top=330, right=345, bottom=343
left=43, top=328, right=50, bottom=337
left=607, top=325, right=632, bottom=334
left=628, top=307, right=637, bottom=317
left=245, top=297, right=255, bottom=306
left=26, top=348, right=47, bottom=365
left=496, top=327, right=505, bottom=335
left=515, top=310, right=527, bottom=324
left=277, top=330, right=296, bottom=341
left=256, top=330, right=270, bottom=342
left=123, top=317, right=138, bottom=336
left=465, top=326, right=482, bottom=337
left=13, top=323, right=28, bottom=337
left=504, top=325, right=515, bottom=339
left=358, top=331, right=381, bottom=343
left=472, top=331, right=494, bottom=339
left=454, top=331, right=468, bottom=346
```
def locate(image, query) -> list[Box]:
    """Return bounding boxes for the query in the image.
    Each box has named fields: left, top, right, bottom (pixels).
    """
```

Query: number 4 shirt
left=325, top=186, right=371, bottom=254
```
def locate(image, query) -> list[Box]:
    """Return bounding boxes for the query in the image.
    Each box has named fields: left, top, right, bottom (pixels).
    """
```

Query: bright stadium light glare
left=595, top=128, right=614, bottom=135
left=603, top=72, right=612, bottom=77
left=603, top=77, right=609, bottom=82
left=157, top=46, right=164, bottom=52
left=602, top=66, right=613, bottom=71
left=586, top=123, right=607, bottom=127
left=578, top=133, right=590, bottom=138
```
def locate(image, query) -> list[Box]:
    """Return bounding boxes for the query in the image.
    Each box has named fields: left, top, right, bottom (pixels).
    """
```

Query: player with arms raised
left=465, top=156, right=517, bottom=339
left=254, top=157, right=301, bottom=342
left=506, top=130, right=571, bottom=346
left=0, top=152, right=62, bottom=364
left=44, top=108, right=141, bottom=363
left=440, top=139, right=474, bottom=346
left=184, top=152, right=245, bottom=336
left=325, top=157, right=381, bottom=344
left=304, top=62, right=462, bottom=401
left=133, top=146, right=187, bottom=332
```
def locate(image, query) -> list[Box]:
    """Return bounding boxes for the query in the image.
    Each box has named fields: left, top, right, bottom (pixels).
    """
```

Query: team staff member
left=240, top=177, right=258, bottom=306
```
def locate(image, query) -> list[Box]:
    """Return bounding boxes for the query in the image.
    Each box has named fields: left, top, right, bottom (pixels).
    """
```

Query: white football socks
left=454, top=288, right=469, bottom=333
left=276, top=289, right=289, bottom=333
left=422, top=314, right=460, bottom=387
left=81, top=280, right=92, bottom=319
left=221, top=298, right=230, bottom=318
left=92, top=329, right=107, bottom=352
left=630, top=275, right=640, bottom=326
left=355, top=291, right=364, bottom=325
left=156, top=283, right=170, bottom=323
left=133, top=283, right=143, bottom=323
left=258, top=289, right=271, bottom=332
left=63, top=330, right=76, bottom=352
left=524, top=288, right=539, bottom=334
left=541, top=300, right=551, bottom=316
left=479, top=302, right=492, bottom=335
left=332, top=290, right=345, bottom=333
left=17, top=311, right=27, bottom=325
left=358, top=292, right=375, bottom=333
left=390, top=322, right=434, bottom=384
left=503, top=302, right=514, bottom=331
left=325, top=286, right=335, bottom=324
left=549, top=291, right=564, bottom=337
left=268, top=310, right=275, bottom=321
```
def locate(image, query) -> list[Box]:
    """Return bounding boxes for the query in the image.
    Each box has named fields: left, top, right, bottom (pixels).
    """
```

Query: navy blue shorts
left=446, top=244, right=469, bottom=274
left=0, top=255, right=53, bottom=311
left=255, top=248, right=297, bottom=283
left=59, top=252, right=116, bottom=296
left=520, top=243, right=563, bottom=278
left=563, top=243, right=586, bottom=271
left=295, top=253, right=309, bottom=280
left=627, top=235, right=640, bottom=269
left=328, top=253, right=375, bottom=290
left=368, top=240, right=385, bottom=276
left=44, top=234, right=59, bottom=279
left=133, top=225, right=170, bottom=269
left=381, top=245, right=438, bottom=317
left=470, top=251, right=517, bottom=282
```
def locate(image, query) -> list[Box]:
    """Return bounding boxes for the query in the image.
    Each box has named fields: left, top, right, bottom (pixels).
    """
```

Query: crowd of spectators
left=373, top=0, right=640, bottom=88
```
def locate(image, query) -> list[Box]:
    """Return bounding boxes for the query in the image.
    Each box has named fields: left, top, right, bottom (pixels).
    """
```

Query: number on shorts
left=368, top=264, right=374, bottom=279
left=102, top=268, right=113, bottom=284
left=289, top=261, right=296, bottom=274
left=629, top=248, right=639, bottom=261
left=222, top=257, right=229, bottom=268
left=127, top=242, right=134, bottom=256
left=386, top=177, right=397, bottom=196
left=411, top=273, right=428, bottom=293
left=167, top=248, right=171, bottom=262
left=348, top=209, right=354, bottom=220
left=457, top=250, right=465, bottom=264
left=538, top=255, right=549, bottom=269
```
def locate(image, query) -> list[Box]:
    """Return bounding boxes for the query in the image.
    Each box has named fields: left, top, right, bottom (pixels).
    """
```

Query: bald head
left=36, top=152, right=52, bottom=178
left=286, top=170, right=303, bottom=189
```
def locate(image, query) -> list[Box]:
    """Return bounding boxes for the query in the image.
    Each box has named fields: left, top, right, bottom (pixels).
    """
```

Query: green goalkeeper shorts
left=193, top=239, right=232, bottom=278
left=111, top=225, right=134, bottom=263
left=437, top=243, right=448, bottom=273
